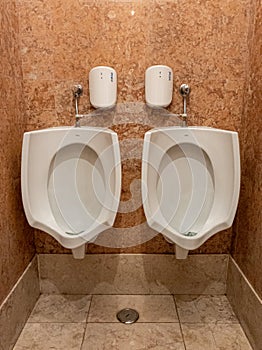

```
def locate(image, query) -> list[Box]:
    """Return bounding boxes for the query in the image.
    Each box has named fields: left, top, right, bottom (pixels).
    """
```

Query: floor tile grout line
left=26, top=321, right=89, bottom=324
left=39, top=293, right=228, bottom=296
left=86, top=321, right=181, bottom=324
left=79, top=321, right=188, bottom=324
left=78, top=293, right=183, bottom=296
left=26, top=294, right=41, bottom=324
left=173, top=295, right=187, bottom=350
left=86, top=294, right=94, bottom=324
left=80, top=295, right=93, bottom=350
left=17, top=322, right=88, bottom=325
left=25, top=320, right=241, bottom=324
left=206, top=322, right=220, bottom=349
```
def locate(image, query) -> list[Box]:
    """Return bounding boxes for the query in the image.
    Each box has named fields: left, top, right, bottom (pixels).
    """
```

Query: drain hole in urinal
left=183, top=231, right=198, bottom=237
left=116, top=308, right=139, bottom=324
left=65, top=230, right=84, bottom=235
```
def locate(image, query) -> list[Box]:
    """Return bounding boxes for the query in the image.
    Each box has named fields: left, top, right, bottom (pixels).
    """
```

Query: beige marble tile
left=13, top=323, right=85, bottom=350
left=39, top=254, right=228, bottom=295
left=182, top=323, right=253, bottom=350
left=210, top=323, right=253, bottom=350
left=82, top=323, right=185, bottom=350
left=175, top=295, right=238, bottom=324
left=227, top=257, right=262, bottom=350
left=0, top=257, right=39, bottom=350
left=181, top=323, right=217, bottom=350
left=28, top=294, right=91, bottom=323
left=88, top=295, right=178, bottom=323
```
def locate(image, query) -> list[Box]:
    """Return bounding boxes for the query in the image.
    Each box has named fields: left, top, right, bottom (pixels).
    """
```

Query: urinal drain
left=65, top=231, right=84, bottom=235
left=116, top=308, right=139, bottom=324
left=183, top=231, right=198, bottom=236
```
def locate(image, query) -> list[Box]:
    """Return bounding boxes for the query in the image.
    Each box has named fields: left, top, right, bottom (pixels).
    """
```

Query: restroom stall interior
left=0, top=0, right=261, bottom=349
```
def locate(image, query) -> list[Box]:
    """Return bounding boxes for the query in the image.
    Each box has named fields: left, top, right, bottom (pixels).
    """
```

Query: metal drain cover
left=116, top=308, right=139, bottom=324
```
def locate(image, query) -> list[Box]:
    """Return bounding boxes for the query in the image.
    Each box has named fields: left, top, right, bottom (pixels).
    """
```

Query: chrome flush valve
left=179, top=84, right=190, bottom=127
left=73, top=84, right=83, bottom=127
left=180, top=84, right=190, bottom=97
left=73, top=84, right=83, bottom=99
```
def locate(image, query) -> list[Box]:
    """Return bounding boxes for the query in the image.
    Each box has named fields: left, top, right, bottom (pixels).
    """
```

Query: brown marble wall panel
left=17, top=0, right=252, bottom=254
left=232, top=0, right=262, bottom=299
left=0, top=0, right=35, bottom=304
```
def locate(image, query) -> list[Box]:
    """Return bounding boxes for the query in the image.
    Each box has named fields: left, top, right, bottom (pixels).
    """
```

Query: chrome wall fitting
left=180, top=83, right=190, bottom=98
left=73, top=84, right=83, bottom=99
left=73, top=84, right=83, bottom=127
left=179, top=84, right=190, bottom=127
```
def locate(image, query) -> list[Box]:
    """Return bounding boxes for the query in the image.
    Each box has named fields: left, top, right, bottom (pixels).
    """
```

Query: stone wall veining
left=17, top=0, right=251, bottom=254
left=232, top=0, right=262, bottom=299
left=0, top=0, right=35, bottom=304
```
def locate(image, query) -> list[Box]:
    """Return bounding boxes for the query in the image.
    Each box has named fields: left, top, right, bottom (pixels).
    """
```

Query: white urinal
left=22, top=126, right=121, bottom=259
left=142, top=126, right=240, bottom=259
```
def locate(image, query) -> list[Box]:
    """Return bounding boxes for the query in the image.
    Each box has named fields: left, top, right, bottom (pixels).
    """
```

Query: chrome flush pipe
left=179, top=84, right=190, bottom=127
left=73, top=84, right=83, bottom=127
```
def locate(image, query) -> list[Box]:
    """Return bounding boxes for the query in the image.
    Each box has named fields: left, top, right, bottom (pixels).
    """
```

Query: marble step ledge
left=38, top=253, right=228, bottom=295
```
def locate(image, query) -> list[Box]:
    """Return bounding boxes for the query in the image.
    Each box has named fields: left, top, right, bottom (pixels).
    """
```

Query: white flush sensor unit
left=89, top=66, right=117, bottom=108
left=145, top=65, right=173, bottom=107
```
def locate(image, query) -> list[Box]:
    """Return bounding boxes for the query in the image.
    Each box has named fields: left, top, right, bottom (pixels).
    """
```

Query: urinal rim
left=142, top=126, right=240, bottom=250
left=21, top=126, right=122, bottom=249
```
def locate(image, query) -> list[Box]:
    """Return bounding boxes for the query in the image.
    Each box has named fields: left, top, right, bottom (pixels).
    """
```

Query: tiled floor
left=13, top=294, right=253, bottom=350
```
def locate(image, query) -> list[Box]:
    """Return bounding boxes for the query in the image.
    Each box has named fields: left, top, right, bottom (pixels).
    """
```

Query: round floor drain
left=116, top=308, right=139, bottom=324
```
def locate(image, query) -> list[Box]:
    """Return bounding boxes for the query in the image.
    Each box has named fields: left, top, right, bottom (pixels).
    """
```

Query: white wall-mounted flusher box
left=89, top=66, right=117, bottom=108
left=145, top=65, right=173, bottom=107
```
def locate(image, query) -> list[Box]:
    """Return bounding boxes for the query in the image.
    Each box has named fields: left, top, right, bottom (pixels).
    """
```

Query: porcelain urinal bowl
left=22, top=127, right=121, bottom=259
left=142, top=127, right=240, bottom=259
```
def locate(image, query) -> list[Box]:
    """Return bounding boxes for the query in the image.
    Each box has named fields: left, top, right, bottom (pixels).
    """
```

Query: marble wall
left=16, top=0, right=252, bottom=254
left=0, top=0, right=35, bottom=304
left=232, top=0, right=262, bottom=299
